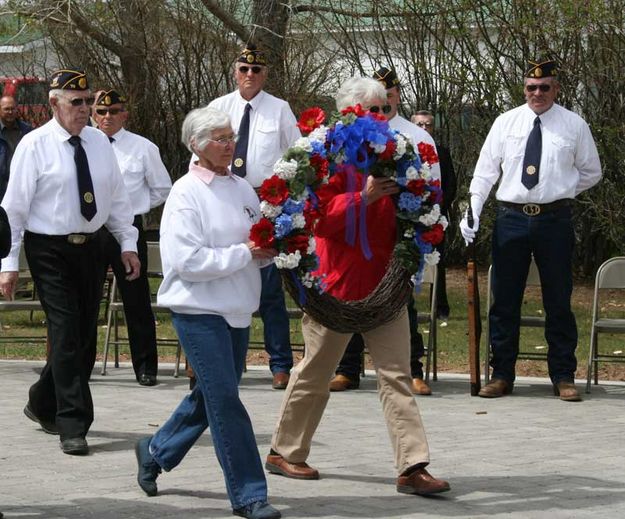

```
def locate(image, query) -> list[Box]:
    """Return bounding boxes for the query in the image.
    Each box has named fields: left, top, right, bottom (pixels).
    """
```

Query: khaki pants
left=271, top=308, right=430, bottom=474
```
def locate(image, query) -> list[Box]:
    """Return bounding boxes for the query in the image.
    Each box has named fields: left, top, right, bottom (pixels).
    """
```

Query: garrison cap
left=237, top=44, right=267, bottom=66
left=525, top=60, right=558, bottom=79
left=95, top=89, right=127, bottom=106
left=49, top=69, right=89, bottom=91
left=373, top=67, right=400, bottom=89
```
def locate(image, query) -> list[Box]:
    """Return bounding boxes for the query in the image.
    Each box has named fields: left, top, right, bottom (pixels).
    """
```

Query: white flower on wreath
left=418, top=204, right=441, bottom=226
left=419, top=163, right=433, bottom=180
left=292, top=137, right=312, bottom=152
left=307, top=236, right=316, bottom=254
left=274, top=158, right=299, bottom=180
left=371, top=141, right=387, bottom=154
left=275, top=250, right=301, bottom=269
left=260, top=200, right=282, bottom=219
left=301, top=271, right=315, bottom=288
left=291, top=213, right=306, bottom=229
left=308, top=125, right=328, bottom=144
left=394, top=133, right=407, bottom=159
left=439, top=215, right=449, bottom=230
left=405, top=166, right=419, bottom=181
left=403, top=228, right=416, bottom=239
left=424, top=250, right=441, bottom=266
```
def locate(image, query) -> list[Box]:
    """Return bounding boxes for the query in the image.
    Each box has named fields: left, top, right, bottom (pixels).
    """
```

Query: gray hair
left=335, top=77, right=387, bottom=110
left=181, top=106, right=232, bottom=153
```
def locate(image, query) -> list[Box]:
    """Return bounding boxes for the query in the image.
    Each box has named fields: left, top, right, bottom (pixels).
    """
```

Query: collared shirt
left=1, top=117, right=138, bottom=271
left=157, top=165, right=262, bottom=327
left=208, top=89, right=301, bottom=188
left=470, top=103, right=602, bottom=205
left=109, top=128, right=171, bottom=215
left=388, top=115, right=441, bottom=180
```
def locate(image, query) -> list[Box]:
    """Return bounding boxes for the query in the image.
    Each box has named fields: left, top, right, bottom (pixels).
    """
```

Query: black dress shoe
left=135, top=436, right=161, bottom=496
left=138, top=374, right=157, bottom=386
left=233, top=501, right=281, bottom=519
left=61, top=437, right=89, bottom=455
left=24, top=404, right=59, bottom=435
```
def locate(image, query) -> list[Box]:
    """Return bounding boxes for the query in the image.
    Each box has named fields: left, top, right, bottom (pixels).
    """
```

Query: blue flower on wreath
left=282, top=198, right=305, bottom=215
left=398, top=192, right=422, bottom=212
left=414, top=234, right=434, bottom=255
left=311, top=140, right=327, bottom=156
left=274, top=213, right=294, bottom=239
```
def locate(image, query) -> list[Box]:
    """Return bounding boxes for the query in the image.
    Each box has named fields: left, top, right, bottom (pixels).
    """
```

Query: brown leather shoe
left=478, top=378, right=513, bottom=398
left=553, top=381, right=582, bottom=402
left=329, top=374, right=359, bottom=392
left=397, top=467, right=450, bottom=495
left=265, top=454, right=319, bottom=480
left=272, top=372, right=290, bottom=390
left=412, top=378, right=432, bottom=396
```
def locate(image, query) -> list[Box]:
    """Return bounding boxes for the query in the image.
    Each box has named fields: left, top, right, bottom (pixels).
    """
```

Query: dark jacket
left=0, top=119, right=33, bottom=201
left=0, top=206, right=11, bottom=258
left=437, top=144, right=457, bottom=217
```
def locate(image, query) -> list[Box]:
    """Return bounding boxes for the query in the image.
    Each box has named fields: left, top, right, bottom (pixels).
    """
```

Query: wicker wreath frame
left=282, top=256, right=413, bottom=333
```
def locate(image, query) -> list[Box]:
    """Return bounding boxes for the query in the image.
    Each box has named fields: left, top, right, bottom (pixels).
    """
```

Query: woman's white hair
left=335, top=77, right=387, bottom=110
left=181, top=106, right=232, bottom=153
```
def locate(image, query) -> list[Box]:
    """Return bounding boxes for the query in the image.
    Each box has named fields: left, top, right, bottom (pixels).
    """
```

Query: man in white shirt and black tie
left=208, top=44, right=301, bottom=390
left=0, top=69, right=140, bottom=455
left=460, top=59, right=602, bottom=402
left=91, top=89, right=172, bottom=387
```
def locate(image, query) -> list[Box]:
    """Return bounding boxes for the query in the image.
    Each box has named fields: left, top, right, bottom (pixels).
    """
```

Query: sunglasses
left=416, top=121, right=433, bottom=128
left=238, top=66, right=263, bottom=74
left=65, top=97, right=96, bottom=107
left=207, top=134, right=239, bottom=145
left=95, top=108, right=125, bottom=116
left=369, top=104, right=392, bottom=114
left=525, top=84, right=551, bottom=92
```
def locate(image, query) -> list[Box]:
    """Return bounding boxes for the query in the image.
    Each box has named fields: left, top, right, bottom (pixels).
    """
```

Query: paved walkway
left=1, top=360, right=624, bottom=519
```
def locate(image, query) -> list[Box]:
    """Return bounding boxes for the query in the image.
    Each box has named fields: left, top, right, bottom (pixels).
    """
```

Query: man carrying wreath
left=264, top=77, right=450, bottom=496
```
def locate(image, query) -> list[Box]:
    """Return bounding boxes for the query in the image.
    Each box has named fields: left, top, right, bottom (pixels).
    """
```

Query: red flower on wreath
left=259, top=175, right=289, bottom=205
left=406, top=178, right=426, bottom=196
left=309, top=154, right=329, bottom=181
left=417, top=142, right=439, bottom=165
left=297, top=107, right=326, bottom=134
left=378, top=139, right=397, bottom=161
left=286, top=234, right=310, bottom=254
left=250, top=218, right=276, bottom=248
left=341, top=104, right=366, bottom=117
left=421, top=224, right=444, bottom=245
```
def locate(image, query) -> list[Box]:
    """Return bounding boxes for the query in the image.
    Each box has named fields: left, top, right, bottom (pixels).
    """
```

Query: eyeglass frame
left=415, top=121, right=434, bottom=128
left=525, top=84, right=552, bottom=93
left=61, top=95, right=96, bottom=107
left=94, top=107, right=125, bottom=116
left=368, top=104, right=392, bottom=114
left=237, top=65, right=264, bottom=75
left=206, top=134, right=239, bottom=146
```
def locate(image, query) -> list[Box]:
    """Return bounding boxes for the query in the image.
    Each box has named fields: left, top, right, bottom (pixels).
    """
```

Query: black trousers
left=25, top=231, right=107, bottom=441
left=335, top=292, right=426, bottom=380
left=90, top=215, right=158, bottom=378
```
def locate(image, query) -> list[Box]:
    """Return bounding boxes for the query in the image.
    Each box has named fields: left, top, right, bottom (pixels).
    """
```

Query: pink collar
left=189, top=161, right=232, bottom=185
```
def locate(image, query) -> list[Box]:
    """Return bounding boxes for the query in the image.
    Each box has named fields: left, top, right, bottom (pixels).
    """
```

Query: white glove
left=459, top=194, right=485, bottom=245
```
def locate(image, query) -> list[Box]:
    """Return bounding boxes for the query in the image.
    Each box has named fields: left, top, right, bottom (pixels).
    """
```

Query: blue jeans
left=260, top=264, right=293, bottom=374
left=149, top=313, right=267, bottom=509
left=490, top=205, right=577, bottom=384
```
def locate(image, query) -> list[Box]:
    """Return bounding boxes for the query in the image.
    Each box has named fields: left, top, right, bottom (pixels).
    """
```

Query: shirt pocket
left=549, top=135, right=575, bottom=170
left=256, top=122, right=281, bottom=166
left=502, top=135, right=525, bottom=171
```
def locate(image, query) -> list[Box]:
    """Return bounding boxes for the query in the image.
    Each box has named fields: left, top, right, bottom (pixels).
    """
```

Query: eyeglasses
left=238, top=66, right=263, bottom=74
left=64, top=97, right=96, bottom=107
left=207, top=134, right=239, bottom=145
left=525, top=84, right=551, bottom=92
left=416, top=121, right=433, bottom=128
left=368, top=104, right=392, bottom=114
left=95, top=108, right=125, bottom=116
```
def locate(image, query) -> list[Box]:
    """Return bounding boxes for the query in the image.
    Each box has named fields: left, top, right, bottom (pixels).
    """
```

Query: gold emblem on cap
left=534, top=67, right=543, bottom=78
left=104, top=95, right=111, bottom=105
left=78, top=77, right=87, bottom=88
left=51, top=77, right=59, bottom=87
left=246, top=54, right=254, bottom=63
left=84, top=192, right=94, bottom=203
left=234, top=158, right=244, bottom=167
left=526, top=165, right=536, bottom=175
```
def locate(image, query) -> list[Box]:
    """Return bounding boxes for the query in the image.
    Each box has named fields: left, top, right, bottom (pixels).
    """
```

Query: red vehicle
left=0, top=76, right=50, bottom=126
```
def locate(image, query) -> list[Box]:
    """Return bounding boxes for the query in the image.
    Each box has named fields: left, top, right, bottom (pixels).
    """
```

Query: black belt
left=499, top=199, right=572, bottom=217
left=25, top=229, right=101, bottom=245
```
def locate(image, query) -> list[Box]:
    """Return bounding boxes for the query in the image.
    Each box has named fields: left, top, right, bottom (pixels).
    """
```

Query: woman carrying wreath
left=265, top=77, right=450, bottom=496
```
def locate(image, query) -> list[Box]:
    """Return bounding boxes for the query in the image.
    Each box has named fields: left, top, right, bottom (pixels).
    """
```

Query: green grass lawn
left=1, top=268, right=624, bottom=382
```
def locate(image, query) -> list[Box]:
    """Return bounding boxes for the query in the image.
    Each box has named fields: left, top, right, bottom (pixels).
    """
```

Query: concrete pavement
left=1, top=360, right=624, bottom=519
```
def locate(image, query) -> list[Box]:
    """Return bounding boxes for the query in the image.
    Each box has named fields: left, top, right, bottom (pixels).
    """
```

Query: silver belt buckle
left=67, top=234, right=87, bottom=245
left=522, top=203, right=541, bottom=216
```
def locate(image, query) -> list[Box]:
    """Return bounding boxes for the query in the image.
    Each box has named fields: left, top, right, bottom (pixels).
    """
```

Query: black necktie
left=232, top=103, right=252, bottom=177
left=109, top=136, right=115, bottom=143
left=522, top=116, right=541, bottom=190
left=68, top=136, right=97, bottom=221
